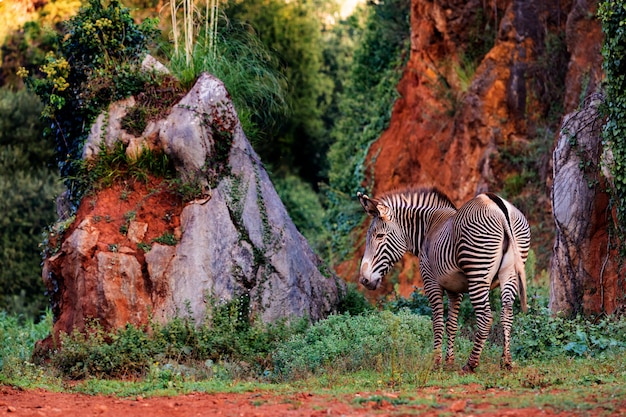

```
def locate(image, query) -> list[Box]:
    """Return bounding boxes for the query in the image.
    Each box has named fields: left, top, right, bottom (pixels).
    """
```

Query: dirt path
left=2, top=384, right=625, bottom=417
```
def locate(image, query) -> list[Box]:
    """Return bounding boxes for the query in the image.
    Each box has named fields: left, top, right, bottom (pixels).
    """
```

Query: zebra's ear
left=377, top=204, right=392, bottom=222
left=357, top=192, right=380, bottom=218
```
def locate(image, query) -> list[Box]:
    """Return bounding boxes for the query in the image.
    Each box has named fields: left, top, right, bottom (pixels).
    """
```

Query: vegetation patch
left=21, top=0, right=159, bottom=207
left=599, top=1, right=626, bottom=258
left=120, top=76, right=186, bottom=137
left=325, top=0, right=410, bottom=262
left=75, top=141, right=176, bottom=200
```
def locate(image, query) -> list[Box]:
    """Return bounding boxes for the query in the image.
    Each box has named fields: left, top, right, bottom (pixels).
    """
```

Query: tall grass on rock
left=166, top=19, right=288, bottom=148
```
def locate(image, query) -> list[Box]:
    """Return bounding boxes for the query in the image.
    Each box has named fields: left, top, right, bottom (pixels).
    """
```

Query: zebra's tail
left=514, top=241, right=528, bottom=313
left=504, top=213, right=527, bottom=313
left=486, top=193, right=528, bottom=313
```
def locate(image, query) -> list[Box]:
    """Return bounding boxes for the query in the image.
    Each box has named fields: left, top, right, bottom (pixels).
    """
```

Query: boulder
left=43, top=72, right=343, bottom=340
left=550, top=93, right=623, bottom=316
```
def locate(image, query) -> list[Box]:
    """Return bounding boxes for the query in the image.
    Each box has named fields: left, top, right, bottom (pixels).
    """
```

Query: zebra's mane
left=377, top=186, right=456, bottom=210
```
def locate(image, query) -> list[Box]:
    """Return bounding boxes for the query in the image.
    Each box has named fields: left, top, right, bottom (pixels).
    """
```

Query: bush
left=272, top=310, right=432, bottom=381
left=48, top=296, right=308, bottom=380
left=513, top=308, right=626, bottom=360
left=25, top=0, right=159, bottom=205
left=337, top=283, right=374, bottom=316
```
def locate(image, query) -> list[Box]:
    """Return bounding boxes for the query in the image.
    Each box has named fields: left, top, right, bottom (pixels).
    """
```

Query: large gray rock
left=44, top=71, right=343, bottom=337
left=550, top=93, right=622, bottom=315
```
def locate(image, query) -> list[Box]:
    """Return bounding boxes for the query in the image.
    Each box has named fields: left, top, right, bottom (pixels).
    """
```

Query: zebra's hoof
left=443, top=359, right=456, bottom=371
left=460, top=364, right=476, bottom=375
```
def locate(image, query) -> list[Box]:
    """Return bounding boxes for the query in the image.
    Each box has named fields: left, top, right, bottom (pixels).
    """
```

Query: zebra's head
left=357, top=192, right=408, bottom=290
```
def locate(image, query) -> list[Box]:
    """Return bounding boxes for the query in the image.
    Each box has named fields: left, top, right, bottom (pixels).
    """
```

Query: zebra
left=357, top=187, right=530, bottom=373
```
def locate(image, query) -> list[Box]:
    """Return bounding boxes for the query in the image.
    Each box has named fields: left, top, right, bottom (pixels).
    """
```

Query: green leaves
left=600, top=0, right=626, bottom=256
left=26, top=0, right=158, bottom=204
left=325, top=0, right=410, bottom=259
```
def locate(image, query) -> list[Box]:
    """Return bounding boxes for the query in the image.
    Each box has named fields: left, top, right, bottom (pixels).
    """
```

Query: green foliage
left=272, top=310, right=432, bottom=381
left=528, top=31, right=569, bottom=123
left=464, top=6, right=496, bottom=66
left=336, top=283, right=374, bottom=316
left=47, top=296, right=307, bottom=380
left=24, top=0, right=159, bottom=204
left=325, top=0, right=410, bottom=260
left=599, top=1, right=626, bottom=256
left=151, top=232, right=178, bottom=246
left=273, top=174, right=326, bottom=251
left=120, top=77, right=185, bottom=136
left=0, top=89, right=54, bottom=163
left=0, top=310, right=53, bottom=382
left=71, top=141, right=176, bottom=200
left=53, top=321, right=157, bottom=379
left=385, top=289, right=433, bottom=317
left=224, top=0, right=334, bottom=185
left=0, top=88, right=62, bottom=317
left=513, top=307, right=626, bottom=360
left=0, top=0, right=81, bottom=90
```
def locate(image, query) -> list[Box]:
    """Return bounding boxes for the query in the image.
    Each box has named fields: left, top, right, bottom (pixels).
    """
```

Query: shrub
left=272, top=310, right=432, bottom=381
left=48, top=296, right=307, bottom=379
left=512, top=308, right=626, bottom=360
left=337, top=283, right=374, bottom=316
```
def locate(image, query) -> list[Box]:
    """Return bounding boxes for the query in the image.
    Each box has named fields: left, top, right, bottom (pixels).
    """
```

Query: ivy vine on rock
left=599, top=1, right=626, bottom=257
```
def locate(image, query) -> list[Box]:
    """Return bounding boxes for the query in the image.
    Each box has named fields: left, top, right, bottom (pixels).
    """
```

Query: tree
left=0, top=88, right=62, bottom=317
left=224, top=0, right=334, bottom=186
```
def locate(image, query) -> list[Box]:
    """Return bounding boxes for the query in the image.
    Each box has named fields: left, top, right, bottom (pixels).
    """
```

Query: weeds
left=151, top=232, right=178, bottom=246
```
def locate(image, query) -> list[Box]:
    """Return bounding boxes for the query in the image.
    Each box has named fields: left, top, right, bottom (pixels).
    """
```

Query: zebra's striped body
left=358, top=187, right=530, bottom=372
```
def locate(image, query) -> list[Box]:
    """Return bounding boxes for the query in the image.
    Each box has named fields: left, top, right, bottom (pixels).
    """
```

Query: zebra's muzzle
left=360, top=276, right=381, bottom=290
left=359, top=261, right=382, bottom=290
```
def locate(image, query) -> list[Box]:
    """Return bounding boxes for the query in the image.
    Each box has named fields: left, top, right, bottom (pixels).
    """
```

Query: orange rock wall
left=344, top=0, right=606, bottom=303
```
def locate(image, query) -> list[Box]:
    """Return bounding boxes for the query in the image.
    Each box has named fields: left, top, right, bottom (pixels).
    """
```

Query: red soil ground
left=2, top=384, right=625, bottom=416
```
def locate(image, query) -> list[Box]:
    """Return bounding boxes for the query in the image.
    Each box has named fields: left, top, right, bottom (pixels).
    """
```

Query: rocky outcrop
left=551, top=93, right=623, bottom=316
left=43, top=72, right=343, bottom=339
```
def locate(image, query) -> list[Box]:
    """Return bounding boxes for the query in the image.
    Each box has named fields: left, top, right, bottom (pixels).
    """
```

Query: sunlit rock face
left=43, top=71, right=344, bottom=342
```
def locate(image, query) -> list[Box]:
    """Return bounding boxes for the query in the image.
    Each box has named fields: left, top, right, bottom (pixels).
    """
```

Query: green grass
left=1, top=293, right=625, bottom=414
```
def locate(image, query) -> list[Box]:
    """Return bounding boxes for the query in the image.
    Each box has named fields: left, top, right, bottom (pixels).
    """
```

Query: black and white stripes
left=358, top=187, right=530, bottom=373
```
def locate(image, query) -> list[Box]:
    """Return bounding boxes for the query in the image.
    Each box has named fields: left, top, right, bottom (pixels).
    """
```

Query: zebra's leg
left=425, top=283, right=445, bottom=367
left=444, top=291, right=462, bottom=368
left=500, top=276, right=518, bottom=370
left=462, top=285, right=493, bottom=373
